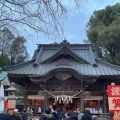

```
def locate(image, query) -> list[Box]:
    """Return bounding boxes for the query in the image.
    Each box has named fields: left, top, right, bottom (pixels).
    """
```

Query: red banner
left=107, top=85, right=120, bottom=120
left=107, top=85, right=120, bottom=97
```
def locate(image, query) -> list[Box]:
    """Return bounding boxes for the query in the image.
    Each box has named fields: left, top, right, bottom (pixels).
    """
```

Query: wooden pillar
left=103, top=82, right=107, bottom=113
left=24, top=82, right=27, bottom=109
left=80, top=91, right=84, bottom=111
left=103, top=92, right=107, bottom=113
left=44, top=91, right=48, bottom=111
left=24, top=92, right=27, bottom=109
left=80, top=80, right=84, bottom=111
left=98, top=100, right=100, bottom=106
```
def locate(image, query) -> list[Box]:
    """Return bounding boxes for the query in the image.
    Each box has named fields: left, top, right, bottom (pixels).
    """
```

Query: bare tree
left=0, top=28, right=14, bottom=56
left=0, top=0, right=83, bottom=40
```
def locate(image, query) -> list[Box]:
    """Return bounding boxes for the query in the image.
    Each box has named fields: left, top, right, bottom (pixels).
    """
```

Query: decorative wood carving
left=60, top=40, right=70, bottom=49
left=55, top=74, right=71, bottom=80
left=56, top=59, right=71, bottom=66
left=46, top=84, right=81, bottom=91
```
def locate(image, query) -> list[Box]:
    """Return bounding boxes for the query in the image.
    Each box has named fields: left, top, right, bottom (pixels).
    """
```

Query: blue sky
left=26, top=0, right=120, bottom=58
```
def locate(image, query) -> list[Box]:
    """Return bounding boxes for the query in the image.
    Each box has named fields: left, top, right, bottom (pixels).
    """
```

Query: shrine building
left=3, top=40, right=120, bottom=113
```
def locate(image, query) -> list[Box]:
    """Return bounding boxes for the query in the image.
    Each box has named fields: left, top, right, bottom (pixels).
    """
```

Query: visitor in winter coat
left=82, top=114, right=92, bottom=120
left=69, top=108, right=78, bottom=120
left=0, top=113, right=21, bottom=120
left=22, top=109, right=28, bottom=120
left=59, top=107, right=65, bottom=119
left=40, top=106, right=57, bottom=120
left=78, top=113, right=84, bottom=120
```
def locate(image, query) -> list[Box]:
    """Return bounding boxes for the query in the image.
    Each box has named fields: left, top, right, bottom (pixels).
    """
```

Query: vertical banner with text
left=107, top=85, right=120, bottom=120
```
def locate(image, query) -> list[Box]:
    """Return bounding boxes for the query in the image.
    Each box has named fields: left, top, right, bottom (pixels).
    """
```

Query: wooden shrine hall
left=3, top=40, right=120, bottom=113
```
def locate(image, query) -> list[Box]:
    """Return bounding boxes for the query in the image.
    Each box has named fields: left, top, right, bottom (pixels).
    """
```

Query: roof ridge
left=40, top=44, right=90, bottom=64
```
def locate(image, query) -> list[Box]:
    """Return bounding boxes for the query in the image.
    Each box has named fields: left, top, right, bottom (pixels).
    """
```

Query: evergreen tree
left=86, top=3, right=120, bottom=65
left=10, top=36, right=29, bottom=65
left=0, top=28, right=29, bottom=66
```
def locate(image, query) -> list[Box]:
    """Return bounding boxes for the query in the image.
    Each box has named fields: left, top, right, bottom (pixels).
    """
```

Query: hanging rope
left=44, top=90, right=83, bottom=98
left=72, top=90, right=83, bottom=97
left=44, top=90, right=55, bottom=97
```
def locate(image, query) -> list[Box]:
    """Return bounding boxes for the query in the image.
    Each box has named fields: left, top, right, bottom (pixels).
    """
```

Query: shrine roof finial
left=63, top=38, right=68, bottom=43
left=60, top=39, right=70, bottom=48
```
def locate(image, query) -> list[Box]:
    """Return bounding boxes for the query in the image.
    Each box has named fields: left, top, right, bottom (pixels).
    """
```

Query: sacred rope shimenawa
left=44, top=90, right=83, bottom=103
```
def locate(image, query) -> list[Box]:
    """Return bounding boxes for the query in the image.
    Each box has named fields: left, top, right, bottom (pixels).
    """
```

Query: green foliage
left=86, top=3, right=120, bottom=65
left=15, top=84, right=25, bottom=96
left=0, top=54, right=11, bottom=67
left=10, top=36, right=29, bottom=64
left=0, top=28, right=29, bottom=99
left=0, top=28, right=29, bottom=66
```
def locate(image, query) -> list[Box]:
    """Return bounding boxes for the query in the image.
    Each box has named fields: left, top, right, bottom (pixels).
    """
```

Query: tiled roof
left=4, top=61, right=120, bottom=76
left=3, top=41, right=120, bottom=76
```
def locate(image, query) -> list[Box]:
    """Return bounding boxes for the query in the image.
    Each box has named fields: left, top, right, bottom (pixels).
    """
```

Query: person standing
left=69, top=108, right=78, bottom=120
left=22, top=109, right=28, bottom=120
left=40, top=106, right=57, bottom=120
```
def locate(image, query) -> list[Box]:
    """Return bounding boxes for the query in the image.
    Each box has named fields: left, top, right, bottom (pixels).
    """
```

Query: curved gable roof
left=2, top=40, right=120, bottom=77
left=41, top=40, right=90, bottom=64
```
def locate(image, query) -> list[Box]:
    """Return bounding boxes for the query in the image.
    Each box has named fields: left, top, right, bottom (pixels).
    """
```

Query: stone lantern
left=5, top=82, right=18, bottom=114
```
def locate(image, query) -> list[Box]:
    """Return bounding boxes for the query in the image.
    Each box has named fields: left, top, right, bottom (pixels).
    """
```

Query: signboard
left=107, top=85, right=120, bottom=120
